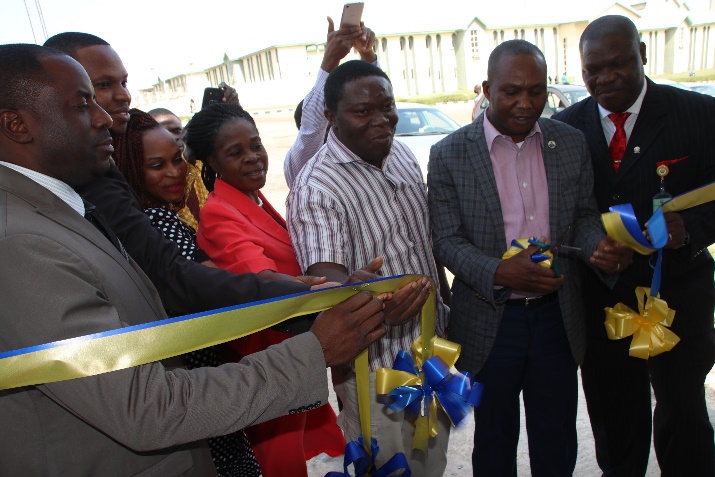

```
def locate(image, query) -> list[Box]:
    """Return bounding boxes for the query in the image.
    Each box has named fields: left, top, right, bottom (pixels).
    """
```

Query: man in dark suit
left=553, top=15, right=715, bottom=476
left=0, top=44, right=388, bottom=476
left=428, top=39, right=629, bottom=476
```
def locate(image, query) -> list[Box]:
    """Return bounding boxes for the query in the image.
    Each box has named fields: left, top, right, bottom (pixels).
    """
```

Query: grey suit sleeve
left=428, top=141, right=509, bottom=304
left=0, top=235, right=328, bottom=452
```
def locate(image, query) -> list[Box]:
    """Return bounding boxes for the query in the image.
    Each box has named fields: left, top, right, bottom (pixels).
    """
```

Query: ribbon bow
left=325, top=437, right=411, bottom=477
left=604, top=287, right=679, bottom=359
left=375, top=337, right=483, bottom=451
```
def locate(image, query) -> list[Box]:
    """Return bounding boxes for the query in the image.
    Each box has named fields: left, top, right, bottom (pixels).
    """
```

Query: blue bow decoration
left=325, top=436, right=411, bottom=477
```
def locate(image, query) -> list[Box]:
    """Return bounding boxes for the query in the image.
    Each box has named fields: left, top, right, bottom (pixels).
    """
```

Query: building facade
left=133, top=0, right=715, bottom=114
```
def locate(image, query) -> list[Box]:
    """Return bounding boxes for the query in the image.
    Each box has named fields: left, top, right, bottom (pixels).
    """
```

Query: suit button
left=612, top=194, right=621, bottom=202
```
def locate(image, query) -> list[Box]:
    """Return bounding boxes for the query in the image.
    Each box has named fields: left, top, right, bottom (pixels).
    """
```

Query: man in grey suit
left=428, top=40, right=630, bottom=476
left=0, top=44, right=387, bottom=476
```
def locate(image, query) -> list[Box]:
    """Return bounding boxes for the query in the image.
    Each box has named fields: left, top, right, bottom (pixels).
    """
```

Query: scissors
left=550, top=225, right=573, bottom=278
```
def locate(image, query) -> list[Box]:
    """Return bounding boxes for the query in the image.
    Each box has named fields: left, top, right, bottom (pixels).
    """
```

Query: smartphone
left=201, top=87, right=224, bottom=110
left=340, top=2, right=364, bottom=27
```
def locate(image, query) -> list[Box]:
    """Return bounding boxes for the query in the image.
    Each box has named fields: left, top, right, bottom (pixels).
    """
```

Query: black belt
left=505, top=292, right=558, bottom=307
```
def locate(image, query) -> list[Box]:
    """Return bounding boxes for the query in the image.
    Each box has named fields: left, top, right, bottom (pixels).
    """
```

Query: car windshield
left=396, top=108, right=461, bottom=136
left=560, top=87, right=589, bottom=104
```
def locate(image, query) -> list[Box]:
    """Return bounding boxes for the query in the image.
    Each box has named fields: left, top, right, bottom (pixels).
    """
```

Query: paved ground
left=249, top=102, right=715, bottom=476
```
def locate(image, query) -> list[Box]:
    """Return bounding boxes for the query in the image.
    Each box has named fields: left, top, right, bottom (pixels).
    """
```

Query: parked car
left=394, top=102, right=461, bottom=180
left=653, top=78, right=694, bottom=91
left=689, top=83, right=715, bottom=97
left=471, top=84, right=590, bottom=121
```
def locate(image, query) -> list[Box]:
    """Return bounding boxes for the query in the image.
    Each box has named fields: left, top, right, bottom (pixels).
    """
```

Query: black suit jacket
left=553, top=79, right=715, bottom=338
left=76, top=164, right=310, bottom=316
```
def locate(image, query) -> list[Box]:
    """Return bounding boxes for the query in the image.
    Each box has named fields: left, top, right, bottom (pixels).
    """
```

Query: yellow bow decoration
left=604, top=287, right=680, bottom=359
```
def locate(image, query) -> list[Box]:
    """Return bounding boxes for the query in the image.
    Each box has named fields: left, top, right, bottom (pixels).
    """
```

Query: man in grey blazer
left=428, top=40, right=630, bottom=476
left=0, top=44, right=387, bottom=476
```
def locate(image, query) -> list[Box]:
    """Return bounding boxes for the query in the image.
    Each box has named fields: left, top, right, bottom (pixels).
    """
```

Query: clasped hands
left=309, top=257, right=432, bottom=367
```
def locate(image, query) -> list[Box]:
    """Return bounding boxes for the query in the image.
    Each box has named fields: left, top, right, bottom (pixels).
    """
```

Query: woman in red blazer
left=187, top=104, right=345, bottom=477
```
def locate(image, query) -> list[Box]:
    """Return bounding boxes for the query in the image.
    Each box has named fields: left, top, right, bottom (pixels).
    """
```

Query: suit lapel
left=539, top=120, right=561, bottom=240
left=578, top=99, right=616, bottom=183
left=215, top=180, right=291, bottom=247
left=618, top=80, right=667, bottom=179
left=466, top=115, right=506, bottom=242
left=0, top=166, right=165, bottom=318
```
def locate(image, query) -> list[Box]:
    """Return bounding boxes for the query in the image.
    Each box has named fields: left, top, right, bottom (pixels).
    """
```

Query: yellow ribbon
left=357, top=280, right=437, bottom=458
left=604, top=287, right=680, bottom=359
left=502, top=238, right=554, bottom=268
left=373, top=285, right=475, bottom=452
left=0, top=275, right=420, bottom=391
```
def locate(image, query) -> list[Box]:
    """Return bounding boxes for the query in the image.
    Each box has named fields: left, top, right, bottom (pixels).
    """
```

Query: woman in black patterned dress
left=113, top=108, right=260, bottom=477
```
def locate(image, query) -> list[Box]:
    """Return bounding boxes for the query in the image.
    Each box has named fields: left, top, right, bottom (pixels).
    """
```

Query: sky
left=2, top=0, right=712, bottom=91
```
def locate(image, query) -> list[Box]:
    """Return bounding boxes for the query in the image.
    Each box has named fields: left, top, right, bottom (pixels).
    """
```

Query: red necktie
left=608, top=112, right=631, bottom=171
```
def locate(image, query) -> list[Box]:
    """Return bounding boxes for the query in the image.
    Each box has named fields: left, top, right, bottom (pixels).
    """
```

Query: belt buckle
left=524, top=296, right=539, bottom=307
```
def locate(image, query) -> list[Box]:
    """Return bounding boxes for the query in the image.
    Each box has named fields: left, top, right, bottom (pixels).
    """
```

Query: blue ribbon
left=325, top=437, right=411, bottom=477
left=384, top=351, right=483, bottom=426
left=609, top=204, right=669, bottom=296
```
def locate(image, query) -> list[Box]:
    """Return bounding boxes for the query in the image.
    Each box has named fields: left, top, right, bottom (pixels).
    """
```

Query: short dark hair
left=184, top=103, right=256, bottom=192
left=43, top=32, right=109, bottom=59
left=148, top=107, right=178, bottom=119
left=0, top=44, right=67, bottom=112
left=580, top=15, right=640, bottom=51
left=324, top=60, right=391, bottom=112
left=487, top=40, right=546, bottom=82
left=294, top=99, right=304, bottom=130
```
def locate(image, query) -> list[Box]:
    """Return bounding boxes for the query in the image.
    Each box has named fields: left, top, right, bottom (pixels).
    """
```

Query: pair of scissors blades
left=550, top=225, right=572, bottom=278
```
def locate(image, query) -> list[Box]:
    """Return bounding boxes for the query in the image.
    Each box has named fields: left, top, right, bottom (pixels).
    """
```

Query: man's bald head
left=580, top=15, right=640, bottom=52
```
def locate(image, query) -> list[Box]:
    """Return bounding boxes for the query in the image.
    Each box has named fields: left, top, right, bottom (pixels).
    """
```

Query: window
left=470, top=29, right=479, bottom=57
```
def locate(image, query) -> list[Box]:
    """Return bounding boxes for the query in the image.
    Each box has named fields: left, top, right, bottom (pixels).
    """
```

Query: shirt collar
left=0, top=161, right=85, bottom=217
left=597, top=79, right=648, bottom=119
left=483, top=110, right=542, bottom=151
left=325, top=128, right=392, bottom=167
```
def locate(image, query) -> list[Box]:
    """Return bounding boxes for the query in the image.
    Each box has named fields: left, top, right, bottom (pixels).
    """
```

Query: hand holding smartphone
left=340, top=2, right=364, bottom=27
left=201, top=87, right=224, bottom=110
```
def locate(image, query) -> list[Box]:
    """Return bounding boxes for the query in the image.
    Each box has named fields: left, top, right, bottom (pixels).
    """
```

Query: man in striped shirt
left=287, top=60, right=450, bottom=476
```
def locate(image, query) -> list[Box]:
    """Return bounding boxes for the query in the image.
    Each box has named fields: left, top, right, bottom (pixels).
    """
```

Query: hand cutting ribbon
left=605, top=287, right=679, bottom=359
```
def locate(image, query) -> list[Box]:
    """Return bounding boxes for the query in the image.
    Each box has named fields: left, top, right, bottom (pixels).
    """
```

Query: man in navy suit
left=554, top=15, right=715, bottom=476
left=428, top=39, right=629, bottom=476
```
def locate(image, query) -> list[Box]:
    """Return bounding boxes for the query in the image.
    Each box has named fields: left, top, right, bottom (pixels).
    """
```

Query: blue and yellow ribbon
left=375, top=289, right=483, bottom=452
left=0, top=275, right=420, bottom=391
left=325, top=437, right=411, bottom=477
left=600, top=181, right=715, bottom=358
